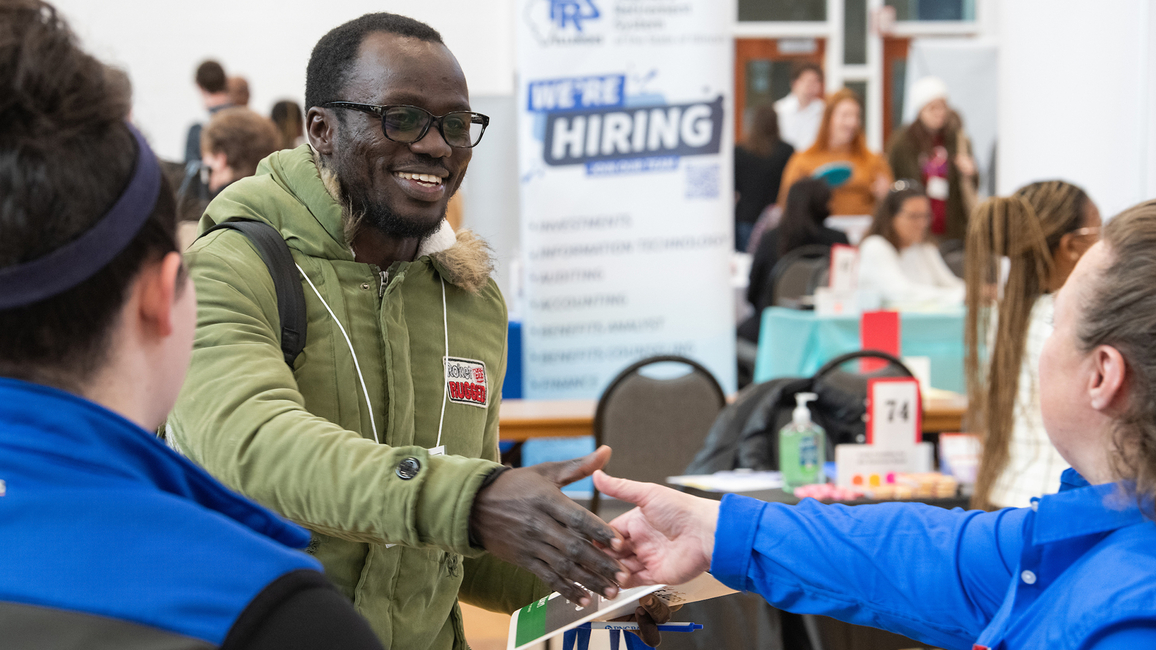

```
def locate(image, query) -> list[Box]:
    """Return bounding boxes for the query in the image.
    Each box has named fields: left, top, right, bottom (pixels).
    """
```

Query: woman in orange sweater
left=777, top=88, right=892, bottom=215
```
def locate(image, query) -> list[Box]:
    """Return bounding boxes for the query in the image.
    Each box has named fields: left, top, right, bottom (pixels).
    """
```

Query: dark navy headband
left=0, top=124, right=162, bottom=310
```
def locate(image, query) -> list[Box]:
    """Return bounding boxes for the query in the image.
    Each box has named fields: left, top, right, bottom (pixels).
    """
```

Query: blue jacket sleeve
left=709, top=494, right=1030, bottom=650
left=1082, top=622, right=1156, bottom=649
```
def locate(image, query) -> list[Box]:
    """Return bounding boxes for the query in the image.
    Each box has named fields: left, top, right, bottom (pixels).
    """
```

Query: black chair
left=939, top=238, right=966, bottom=279
left=770, top=244, right=832, bottom=309
left=589, top=355, right=725, bottom=517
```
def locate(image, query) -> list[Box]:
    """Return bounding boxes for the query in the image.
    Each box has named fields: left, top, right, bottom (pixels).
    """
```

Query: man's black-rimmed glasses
left=323, top=102, right=490, bottom=148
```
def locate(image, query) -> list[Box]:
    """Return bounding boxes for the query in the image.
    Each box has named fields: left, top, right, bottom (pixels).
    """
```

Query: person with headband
left=167, top=12, right=668, bottom=649
left=966, top=181, right=1102, bottom=510
left=591, top=199, right=1156, bottom=649
left=0, top=1, right=382, bottom=647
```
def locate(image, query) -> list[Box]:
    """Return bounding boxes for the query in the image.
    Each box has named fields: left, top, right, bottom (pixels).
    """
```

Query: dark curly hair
left=305, top=13, right=443, bottom=111
left=0, top=0, right=178, bottom=390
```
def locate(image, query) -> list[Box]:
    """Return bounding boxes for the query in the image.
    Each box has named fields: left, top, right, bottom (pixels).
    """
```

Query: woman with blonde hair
left=777, top=87, right=892, bottom=216
left=966, top=180, right=1102, bottom=510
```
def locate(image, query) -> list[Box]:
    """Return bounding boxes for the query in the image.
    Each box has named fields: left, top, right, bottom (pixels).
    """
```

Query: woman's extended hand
left=593, top=471, right=719, bottom=587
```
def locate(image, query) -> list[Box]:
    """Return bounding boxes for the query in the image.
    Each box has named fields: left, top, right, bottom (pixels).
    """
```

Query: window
left=884, top=0, right=975, bottom=21
left=844, top=0, right=868, bottom=64
left=739, top=0, right=826, bottom=22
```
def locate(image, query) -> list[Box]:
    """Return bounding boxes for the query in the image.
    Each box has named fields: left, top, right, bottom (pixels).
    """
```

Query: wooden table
left=499, top=391, right=967, bottom=441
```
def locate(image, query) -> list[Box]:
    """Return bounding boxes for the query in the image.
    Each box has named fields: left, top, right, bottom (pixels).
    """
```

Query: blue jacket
left=0, top=378, right=321, bottom=646
left=712, top=470, right=1156, bottom=649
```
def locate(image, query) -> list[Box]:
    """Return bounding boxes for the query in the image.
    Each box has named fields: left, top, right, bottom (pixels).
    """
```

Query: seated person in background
left=777, top=87, right=892, bottom=217
left=858, top=180, right=965, bottom=308
left=967, top=181, right=1101, bottom=510
left=734, top=102, right=793, bottom=251
left=0, top=3, right=381, bottom=647
left=594, top=199, right=1156, bottom=648
left=740, top=178, right=848, bottom=342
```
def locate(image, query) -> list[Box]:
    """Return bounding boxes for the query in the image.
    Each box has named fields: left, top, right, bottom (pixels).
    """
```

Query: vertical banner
left=517, top=0, right=737, bottom=399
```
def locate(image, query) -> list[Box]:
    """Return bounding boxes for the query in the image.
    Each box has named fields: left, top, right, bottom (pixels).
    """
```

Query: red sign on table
left=861, top=310, right=901, bottom=373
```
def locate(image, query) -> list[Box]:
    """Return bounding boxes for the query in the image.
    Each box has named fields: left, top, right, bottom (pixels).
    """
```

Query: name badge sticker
left=444, top=356, right=489, bottom=409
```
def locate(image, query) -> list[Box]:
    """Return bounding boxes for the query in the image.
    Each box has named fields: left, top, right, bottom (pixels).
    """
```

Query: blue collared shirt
left=711, top=469, right=1156, bottom=649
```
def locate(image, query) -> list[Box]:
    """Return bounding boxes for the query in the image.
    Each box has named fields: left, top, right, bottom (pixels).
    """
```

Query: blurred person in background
left=774, top=62, right=825, bottom=151
left=858, top=180, right=964, bottom=308
left=734, top=103, right=793, bottom=251
left=0, top=2, right=382, bottom=646
left=778, top=88, right=892, bottom=216
left=177, top=107, right=282, bottom=247
left=227, top=75, right=251, bottom=108
left=967, top=181, right=1101, bottom=510
left=271, top=99, right=306, bottom=150
left=200, top=107, right=281, bottom=195
left=184, top=60, right=232, bottom=166
left=741, top=178, right=847, bottom=342
left=887, top=76, right=978, bottom=243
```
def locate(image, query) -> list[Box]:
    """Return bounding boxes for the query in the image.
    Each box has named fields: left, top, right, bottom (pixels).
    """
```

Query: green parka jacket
left=167, top=145, right=546, bottom=649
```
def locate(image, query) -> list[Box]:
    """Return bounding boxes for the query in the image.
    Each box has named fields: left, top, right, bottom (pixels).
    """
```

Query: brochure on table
left=507, top=573, right=737, bottom=650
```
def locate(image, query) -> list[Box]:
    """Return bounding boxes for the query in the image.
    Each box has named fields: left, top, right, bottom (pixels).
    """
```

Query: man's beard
left=344, top=185, right=443, bottom=240
left=344, top=182, right=445, bottom=240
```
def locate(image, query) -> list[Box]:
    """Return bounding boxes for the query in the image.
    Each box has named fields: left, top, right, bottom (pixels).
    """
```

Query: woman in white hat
left=886, top=76, right=978, bottom=242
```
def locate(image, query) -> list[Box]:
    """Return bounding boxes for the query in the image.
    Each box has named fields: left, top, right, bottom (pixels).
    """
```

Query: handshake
left=470, top=446, right=720, bottom=645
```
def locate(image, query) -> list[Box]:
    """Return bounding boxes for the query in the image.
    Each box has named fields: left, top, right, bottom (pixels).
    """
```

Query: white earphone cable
left=435, top=277, right=449, bottom=449
left=296, top=264, right=379, bottom=444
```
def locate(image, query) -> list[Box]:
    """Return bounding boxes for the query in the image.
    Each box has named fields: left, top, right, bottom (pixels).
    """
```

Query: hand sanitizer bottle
left=779, top=393, right=826, bottom=493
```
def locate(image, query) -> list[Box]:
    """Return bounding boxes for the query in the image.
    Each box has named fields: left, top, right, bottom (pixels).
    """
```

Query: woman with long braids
left=966, top=181, right=1102, bottom=510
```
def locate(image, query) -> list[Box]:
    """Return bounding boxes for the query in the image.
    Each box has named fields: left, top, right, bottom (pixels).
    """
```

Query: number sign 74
left=867, top=377, right=922, bottom=448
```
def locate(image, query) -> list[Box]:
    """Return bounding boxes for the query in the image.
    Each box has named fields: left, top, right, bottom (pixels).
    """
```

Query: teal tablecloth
left=753, top=307, right=966, bottom=393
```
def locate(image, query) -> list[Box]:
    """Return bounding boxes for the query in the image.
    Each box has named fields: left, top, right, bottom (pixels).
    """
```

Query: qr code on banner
left=685, top=163, right=720, bottom=199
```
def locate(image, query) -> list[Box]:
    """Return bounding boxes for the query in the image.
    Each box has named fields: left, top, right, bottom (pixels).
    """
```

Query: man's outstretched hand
left=593, top=471, right=720, bottom=587
left=469, top=446, right=627, bottom=606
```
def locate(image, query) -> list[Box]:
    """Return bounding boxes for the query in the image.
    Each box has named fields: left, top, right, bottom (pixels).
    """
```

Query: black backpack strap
left=199, top=220, right=307, bottom=367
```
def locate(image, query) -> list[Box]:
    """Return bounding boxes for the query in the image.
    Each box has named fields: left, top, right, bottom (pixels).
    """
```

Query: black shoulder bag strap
left=199, top=219, right=307, bottom=367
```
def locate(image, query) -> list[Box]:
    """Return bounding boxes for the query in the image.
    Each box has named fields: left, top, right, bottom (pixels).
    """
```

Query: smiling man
left=167, top=13, right=642, bottom=649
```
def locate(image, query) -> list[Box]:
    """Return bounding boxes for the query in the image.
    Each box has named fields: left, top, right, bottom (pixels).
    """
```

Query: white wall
left=53, top=0, right=518, bottom=162
left=997, top=0, right=1156, bottom=217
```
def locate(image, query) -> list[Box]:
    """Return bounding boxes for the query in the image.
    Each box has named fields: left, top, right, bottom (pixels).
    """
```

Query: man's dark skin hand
left=469, top=446, right=673, bottom=644
left=470, top=446, right=627, bottom=606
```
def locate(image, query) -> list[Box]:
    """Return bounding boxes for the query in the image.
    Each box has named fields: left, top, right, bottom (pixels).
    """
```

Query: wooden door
left=882, top=36, right=911, bottom=145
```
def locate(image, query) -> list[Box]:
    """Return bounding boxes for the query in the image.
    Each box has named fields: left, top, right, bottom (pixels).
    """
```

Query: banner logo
left=525, top=0, right=604, bottom=46
left=550, top=0, right=600, bottom=30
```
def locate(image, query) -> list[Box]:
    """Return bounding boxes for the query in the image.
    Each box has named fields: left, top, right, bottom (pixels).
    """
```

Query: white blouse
left=857, top=235, right=965, bottom=309
left=987, top=294, right=1070, bottom=507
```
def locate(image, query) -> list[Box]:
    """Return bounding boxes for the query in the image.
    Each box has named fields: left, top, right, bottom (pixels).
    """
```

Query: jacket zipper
left=379, top=270, right=388, bottom=298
